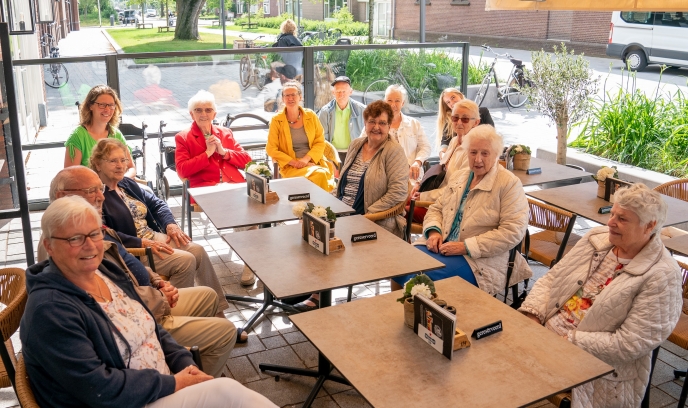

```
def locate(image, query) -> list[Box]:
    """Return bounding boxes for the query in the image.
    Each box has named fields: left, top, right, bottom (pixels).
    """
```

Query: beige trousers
left=162, top=286, right=236, bottom=378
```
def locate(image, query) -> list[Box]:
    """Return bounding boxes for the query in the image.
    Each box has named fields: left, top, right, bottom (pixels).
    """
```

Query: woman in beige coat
left=393, top=125, right=531, bottom=294
left=519, top=184, right=682, bottom=408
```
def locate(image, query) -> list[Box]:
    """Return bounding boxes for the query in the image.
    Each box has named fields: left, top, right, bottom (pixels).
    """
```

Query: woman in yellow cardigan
left=267, top=81, right=336, bottom=192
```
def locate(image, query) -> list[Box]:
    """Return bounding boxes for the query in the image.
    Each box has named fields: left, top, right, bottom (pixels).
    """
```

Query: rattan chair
left=525, top=198, right=582, bottom=268
left=405, top=200, right=435, bottom=243
left=15, top=355, right=39, bottom=408
left=0, top=268, right=28, bottom=391
left=653, top=180, right=688, bottom=243
left=668, top=261, right=688, bottom=407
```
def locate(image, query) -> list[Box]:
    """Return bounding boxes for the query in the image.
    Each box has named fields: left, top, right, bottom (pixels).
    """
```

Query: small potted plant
left=593, top=166, right=618, bottom=199
left=509, top=144, right=532, bottom=171
left=244, top=161, right=272, bottom=179
left=292, top=203, right=337, bottom=239
left=397, top=274, right=437, bottom=329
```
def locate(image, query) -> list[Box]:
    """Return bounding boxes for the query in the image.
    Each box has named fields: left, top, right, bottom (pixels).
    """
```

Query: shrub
left=234, top=13, right=367, bottom=36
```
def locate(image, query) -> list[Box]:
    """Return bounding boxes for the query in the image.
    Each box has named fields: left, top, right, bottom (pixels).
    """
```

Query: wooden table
left=189, top=177, right=354, bottom=230
left=291, top=276, right=614, bottom=408
left=664, top=234, right=688, bottom=255
left=512, top=157, right=592, bottom=187
left=527, top=182, right=688, bottom=227
left=224, top=215, right=445, bottom=407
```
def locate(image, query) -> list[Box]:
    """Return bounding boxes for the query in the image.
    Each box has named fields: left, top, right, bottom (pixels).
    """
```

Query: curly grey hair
left=614, top=183, right=667, bottom=234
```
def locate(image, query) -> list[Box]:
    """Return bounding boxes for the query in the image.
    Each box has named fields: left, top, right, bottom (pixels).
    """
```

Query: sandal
left=293, top=296, right=320, bottom=313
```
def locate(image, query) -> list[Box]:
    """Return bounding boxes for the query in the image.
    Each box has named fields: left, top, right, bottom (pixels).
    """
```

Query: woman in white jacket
left=520, top=183, right=682, bottom=408
left=392, top=125, right=531, bottom=294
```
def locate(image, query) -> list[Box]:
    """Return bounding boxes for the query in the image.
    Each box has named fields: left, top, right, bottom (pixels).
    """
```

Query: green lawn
left=207, top=24, right=280, bottom=35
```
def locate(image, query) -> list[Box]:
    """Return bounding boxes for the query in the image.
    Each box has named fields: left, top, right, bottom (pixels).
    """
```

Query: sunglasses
left=451, top=116, right=476, bottom=124
left=193, top=108, right=215, bottom=114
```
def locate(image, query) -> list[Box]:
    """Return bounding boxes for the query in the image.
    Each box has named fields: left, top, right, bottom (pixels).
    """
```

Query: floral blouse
left=117, top=190, right=156, bottom=240
left=545, top=250, right=630, bottom=337
left=95, top=271, right=170, bottom=374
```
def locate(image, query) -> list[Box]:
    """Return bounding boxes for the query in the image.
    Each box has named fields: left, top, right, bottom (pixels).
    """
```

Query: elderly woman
left=65, top=85, right=136, bottom=179
left=295, top=100, right=408, bottom=312
left=363, top=85, right=430, bottom=182
left=408, top=99, right=482, bottom=224
left=20, top=196, right=277, bottom=408
left=519, top=184, right=682, bottom=408
left=436, top=87, right=494, bottom=160
left=91, top=138, right=230, bottom=315
left=393, top=125, right=531, bottom=294
left=266, top=81, right=336, bottom=191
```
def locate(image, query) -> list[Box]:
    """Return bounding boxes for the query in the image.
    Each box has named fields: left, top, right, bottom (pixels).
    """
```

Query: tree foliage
left=520, top=43, right=599, bottom=164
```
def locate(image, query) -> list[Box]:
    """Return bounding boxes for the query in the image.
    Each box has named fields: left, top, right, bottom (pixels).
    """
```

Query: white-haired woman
left=519, top=184, right=682, bottom=408
left=435, top=87, right=494, bottom=160
left=393, top=125, right=531, bottom=295
left=21, top=195, right=277, bottom=408
left=363, top=84, right=430, bottom=183
left=175, top=90, right=251, bottom=188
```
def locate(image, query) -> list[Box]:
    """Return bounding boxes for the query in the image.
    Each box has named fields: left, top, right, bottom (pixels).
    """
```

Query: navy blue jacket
left=20, top=259, right=194, bottom=408
left=101, top=177, right=177, bottom=249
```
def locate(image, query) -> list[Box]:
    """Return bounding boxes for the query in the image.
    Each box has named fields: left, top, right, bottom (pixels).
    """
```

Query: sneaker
left=240, top=265, right=256, bottom=286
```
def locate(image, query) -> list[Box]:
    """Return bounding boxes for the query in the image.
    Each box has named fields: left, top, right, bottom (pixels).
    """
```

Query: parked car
left=606, top=11, right=688, bottom=71
left=146, top=9, right=157, bottom=17
left=121, top=9, right=140, bottom=24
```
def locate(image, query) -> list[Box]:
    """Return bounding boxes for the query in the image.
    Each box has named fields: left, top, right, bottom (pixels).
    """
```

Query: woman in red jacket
left=175, top=90, right=251, bottom=188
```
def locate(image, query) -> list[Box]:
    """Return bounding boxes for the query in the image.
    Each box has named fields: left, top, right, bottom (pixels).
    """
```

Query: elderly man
left=318, top=76, right=365, bottom=161
left=45, top=166, right=244, bottom=374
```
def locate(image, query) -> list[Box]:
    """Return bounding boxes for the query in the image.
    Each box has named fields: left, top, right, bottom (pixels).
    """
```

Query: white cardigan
left=520, top=227, right=682, bottom=408
left=361, top=113, right=431, bottom=168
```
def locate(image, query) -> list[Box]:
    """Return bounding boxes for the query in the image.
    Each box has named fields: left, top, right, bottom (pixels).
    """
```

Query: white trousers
left=146, top=378, right=277, bottom=408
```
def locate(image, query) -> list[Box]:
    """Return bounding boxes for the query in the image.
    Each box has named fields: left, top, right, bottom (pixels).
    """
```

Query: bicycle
left=237, top=34, right=270, bottom=91
left=155, top=120, right=176, bottom=201
left=41, top=33, right=69, bottom=89
left=363, top=63, right=440, bottom=112
left=474, top=45, right=532, bottom=109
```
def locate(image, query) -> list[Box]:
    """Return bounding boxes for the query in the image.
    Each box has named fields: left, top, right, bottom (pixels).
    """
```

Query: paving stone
left=268, top=313, right=298, bottom=334
left=228, top=333, right=267, bottom=358
left=662, top=340, right=688, bottom=358
left=652, top=359, right=681, bottom=386
left=250, top=317, right=283, bottom=339
left=330, top=389, right=372, bottom=408
left=322, top=368, right=353, bottom=394
left=284, top=395, right=339, bottom=408
left=248, top=346, right=307, bottom=380
left=261, top=335, right=288, bottom=349
left=242, top=375, right=327, bottom=407
left=658, top=379, right=685, bottom=400
left=283, top=331, right=307, bottom=345
left=226, top=355, right=261, bottom=384
left=649, top=388, right=677, bottom=408
left=291, top=341, right=319, bottom=368
left=659, top=348, right=688, bottom=370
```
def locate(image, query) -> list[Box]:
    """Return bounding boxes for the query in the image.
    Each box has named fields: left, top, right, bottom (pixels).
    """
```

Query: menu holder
left=604, top=177, right=632, bottom=202
left=413, top=295, right=459, bottom=359
left=246, top=173, right=278, bottom=203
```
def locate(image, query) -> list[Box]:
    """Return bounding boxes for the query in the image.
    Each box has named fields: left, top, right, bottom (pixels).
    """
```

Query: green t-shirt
left=331, top=102, right=352, bottom=150
left=65, top=126, right=129, bottom=166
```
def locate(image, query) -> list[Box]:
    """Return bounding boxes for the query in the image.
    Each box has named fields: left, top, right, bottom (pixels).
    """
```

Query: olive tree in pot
left=520, top=43, right=599, bottom=165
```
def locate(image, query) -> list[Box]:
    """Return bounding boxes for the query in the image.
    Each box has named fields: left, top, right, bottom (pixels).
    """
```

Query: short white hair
left=462, top=124, right=504, bottom=157
left=385, top=84, right=407, bottom=105
left=142, top=65, right=162, bottom=86
left=614, top=183, right=667, bottom=234
left=187, top=90, right=217, bottom=112
left=41, top=196, right=101, bottom=239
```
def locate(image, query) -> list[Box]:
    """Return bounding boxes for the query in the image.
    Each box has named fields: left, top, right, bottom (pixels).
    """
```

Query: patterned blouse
left=95, top=270, right=171, bottom=374
left=341, top=152, right=371, bottom=208
left=117, top=189, right=156, bottom=240
left=545, top=249, right=630, bottom=337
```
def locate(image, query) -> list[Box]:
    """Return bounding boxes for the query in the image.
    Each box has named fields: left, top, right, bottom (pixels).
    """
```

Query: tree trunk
left=175, top=0, right=205, bottom=39
left=368, top=0, right=374, bottom=44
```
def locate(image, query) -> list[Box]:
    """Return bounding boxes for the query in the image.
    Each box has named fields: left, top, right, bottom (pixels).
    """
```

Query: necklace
left=89, top=275, right=109, bottom=302
left=287, top=112, right=301, bottom=125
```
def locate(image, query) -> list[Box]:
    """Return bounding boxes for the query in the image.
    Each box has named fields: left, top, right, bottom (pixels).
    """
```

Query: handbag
left=418, top=163, right=446, bottom=192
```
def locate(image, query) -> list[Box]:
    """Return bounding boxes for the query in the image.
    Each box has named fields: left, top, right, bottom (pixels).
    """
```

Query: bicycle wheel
left=474, top=74, right=491, bottom=107
left=239, top=56, right=252, bottom=89
left=505, top=77, right=529, bottom=108
left=254, top=56, right=270, bottom=91
left=420, top=84, right=438, bottom=112
left=44, top=63, right=69, bottom=89
left=364, top=79, right=390, bottom=105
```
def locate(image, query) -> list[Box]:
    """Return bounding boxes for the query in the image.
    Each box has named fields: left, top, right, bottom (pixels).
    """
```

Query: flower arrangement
left=397, top=274, right=436, bottom=303
left=509, top=144, right=532, bottom=156
left=593, top=166, right=618, bottom=182
left=244, top=161, right=272, bottom=179
left=292, top=202, right=337, bottom=222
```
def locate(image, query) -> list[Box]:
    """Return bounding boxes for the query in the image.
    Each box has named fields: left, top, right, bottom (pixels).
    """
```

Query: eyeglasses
left=52, top=230, right=104, bottom=247
left=62, top=185, right=106, bottom=197
left=103, top=158, right=130, bottom=165
left=193, top=108, right=215, bottom=114
left=93, top=102, right=116, bottom=110
left=283, top=93, right=300, bottom=99
left=366, top=120, right=389, bottom=127
left=451, top=116, right=476, bottom=123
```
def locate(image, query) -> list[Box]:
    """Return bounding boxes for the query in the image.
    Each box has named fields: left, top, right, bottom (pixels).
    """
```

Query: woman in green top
left=64, top=85, right=136, bottom=178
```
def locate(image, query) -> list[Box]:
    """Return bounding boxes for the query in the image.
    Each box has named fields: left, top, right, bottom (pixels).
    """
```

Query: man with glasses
left=41, top=166, right=239, bottom=376
left=317, top=76, right=366, bottom=162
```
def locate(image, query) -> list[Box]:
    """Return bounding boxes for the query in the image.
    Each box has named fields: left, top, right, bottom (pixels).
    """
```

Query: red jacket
left=175, top=122, right=251, bottom=188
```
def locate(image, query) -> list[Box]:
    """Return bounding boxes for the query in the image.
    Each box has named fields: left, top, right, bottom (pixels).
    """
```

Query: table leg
left=225, top=287, right=300, bottom=332
left=257, top=290, right=350, bottom=408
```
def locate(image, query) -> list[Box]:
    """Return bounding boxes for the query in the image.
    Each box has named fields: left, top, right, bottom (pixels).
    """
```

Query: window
left=620, top=11, right=653, bottom=25
left=654, top=12, right=688, bottom=28
left=324, top=0, right=347, bottom=19
left=450, top=0, right=469, bottom=5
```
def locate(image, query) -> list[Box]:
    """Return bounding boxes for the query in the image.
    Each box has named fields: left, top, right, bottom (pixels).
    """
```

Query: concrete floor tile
left=291, top=341, right=319, bottom=368
left=251, top=317, right=282, bottom=339
left=658, top=380, right=686, bottom=400
left=662, top=341, right=688, bottom=358
left=227, top=355, right=262, bottom=384
left=649, top=388, right=677, bottom=408
left=248, top=346, right=307, bottom=380
left=268, top=314, right=298, bottom=334
left=322, top=369, right=353, bottom=394
left=330, top=389, right=372, bottom=408
left=652, top=359, right=682, bottom=386
left=284, top=395, right=339, bottom=408
left=229, top=334, right=267, bottom=358
left=261, top=335, right=288, bottom=349
left=242, top=375, right=327, bottom=407
left=283, top=331, right=307, bottom=345
left=659, top=348, right=688, bottom=370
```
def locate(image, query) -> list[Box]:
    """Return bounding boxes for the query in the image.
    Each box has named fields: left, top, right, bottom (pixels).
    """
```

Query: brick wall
left=302, top=0, right=324, bottom=21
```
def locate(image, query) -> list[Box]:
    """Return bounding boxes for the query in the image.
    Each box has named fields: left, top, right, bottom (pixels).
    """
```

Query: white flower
left=596, top=167, right=616, bottom=181
left=246, top=164, right=259, bottom=175
left=311, top=206, right=327, bottom=218
left=410, top=283, right=432, bottom=299
left=247, top=164, right=270, bottom=176
left=292, top=203, right=306, bottom=218
left=514, top=145, right=523, bottom=153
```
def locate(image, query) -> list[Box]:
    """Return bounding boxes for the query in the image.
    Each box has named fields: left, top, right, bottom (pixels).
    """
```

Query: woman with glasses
left=22, top=195, right=277, bottom=408
left=90, top=138, right=231, bottom=316
left=436, top=88, right=494, bottom=160
left=266, top=81, right=336, bottom=191
left=64, top=85, right=136, bottom=178
left=294, top=101, right=408, bottom=312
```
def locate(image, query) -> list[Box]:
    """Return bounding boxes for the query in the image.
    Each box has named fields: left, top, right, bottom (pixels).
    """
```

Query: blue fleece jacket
left=20, top=259, right=195, bottom=408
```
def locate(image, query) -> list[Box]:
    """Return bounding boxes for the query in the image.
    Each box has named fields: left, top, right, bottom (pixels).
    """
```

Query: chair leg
left=678, top=368, right=688, bottom=408
left=347, top=286, right=353, bottom=302
left=641, top=346, right=659, bottom=408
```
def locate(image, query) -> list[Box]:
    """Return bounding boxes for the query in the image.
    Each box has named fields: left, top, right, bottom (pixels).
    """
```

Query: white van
left=606, top=11, right=688, bottom=71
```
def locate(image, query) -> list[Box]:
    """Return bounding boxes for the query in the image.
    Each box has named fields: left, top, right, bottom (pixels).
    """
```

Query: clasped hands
left=159, top=281, right=179, bottom=308
left=425, top=231, right=467, bottom=256
left=288, top=156, right=315, bottom=169
left=174, top=365, right=212, bottom=392
left=205, top=136, right=227, bottom=157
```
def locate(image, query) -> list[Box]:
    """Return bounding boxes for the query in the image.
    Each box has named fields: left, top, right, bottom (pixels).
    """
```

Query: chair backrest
left=527, top=198, right=575, bottom=233
left=654, top=179, right=688, bottom=202
left=323, top=140, right=340, bottom=167
left=678, top=261, right=688, bottom=300
left=15, top=355, right=39, bottom=408
left=224, top=113, right=271, bottom=164
left=565, top=164, right=586, bottom=172
left=423, top=157, right=440, bottom=173
left=0, top=268, right=27, bottom=343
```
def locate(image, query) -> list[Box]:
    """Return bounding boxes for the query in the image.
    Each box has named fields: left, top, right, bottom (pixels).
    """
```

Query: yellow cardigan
left=267, top=106, right=327, bottom=170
